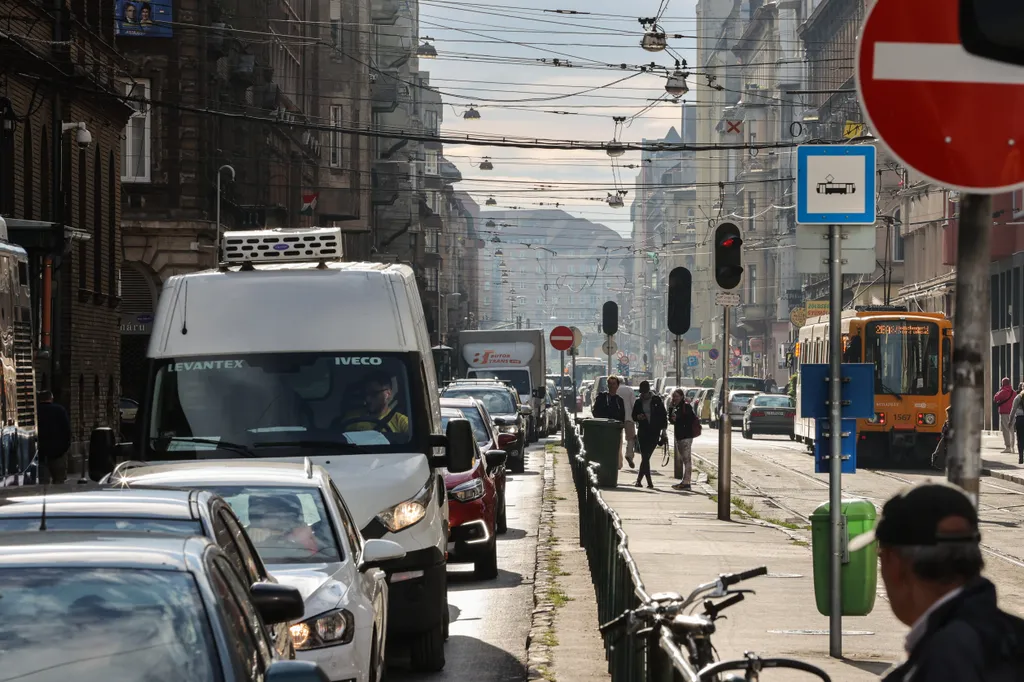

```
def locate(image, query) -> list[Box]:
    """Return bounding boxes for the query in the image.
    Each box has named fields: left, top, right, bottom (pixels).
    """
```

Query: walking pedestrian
left=668, top=388, right=698, bottom=491
left=592, top=375, right=627, bottom=469
left=618, top=378, right=637, bottom=470
left=1010, top=385, right=1024, bottom=466
left=850, top=482, right=1024, bottom=681
left=993, top=377, right=1016, bottom=453
left=36, top=390, right=71, bottom=484
left=631, top=380, right=667, bottom=489
left=931, top=406, right=952, bottom=471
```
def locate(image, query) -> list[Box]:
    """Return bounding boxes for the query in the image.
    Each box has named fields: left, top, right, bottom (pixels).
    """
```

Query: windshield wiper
left=878, top=381, right=904, bottom=400
left=154, top=437, right=258, bottom=458
left=252, top=439, right=370, bottom=454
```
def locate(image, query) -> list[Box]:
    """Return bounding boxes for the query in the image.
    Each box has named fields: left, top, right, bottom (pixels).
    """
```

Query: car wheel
left=369, top=628, right=381, bottom=682
left=512, top=452, right=526, bottom=474
left=497, top=493, right=508, bottom=534
left=410, top=621, right=446, bottom=672
left=475, top=539, right=499, bottom=579
left=789, top=433, right=796, bottom=442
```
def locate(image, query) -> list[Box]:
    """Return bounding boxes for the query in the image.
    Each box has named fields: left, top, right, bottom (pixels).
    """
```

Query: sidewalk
left=599, top=460, right=905, bottom=681
left=980, top=429, right=1024, bottom=485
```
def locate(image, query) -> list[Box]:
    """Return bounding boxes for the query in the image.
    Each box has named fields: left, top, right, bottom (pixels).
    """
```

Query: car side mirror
left=519, top=405, right=533, bottom=416
left=484, top=449, right=507, bottom=471
left=250, top=582, right=305, bottom=625
left=533, top=387, right=546, bottom=398
left=266, top=660, right=331, bottom=682
left=359, top=539, right=406, bottom=572
left=444, top=418, right=475, bottom=473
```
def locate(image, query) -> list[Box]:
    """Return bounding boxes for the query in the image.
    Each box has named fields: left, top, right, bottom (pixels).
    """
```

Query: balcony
left=737, top=303, right=774, bottom=331
left=371, top=0, right=401, bottom=25
left=371, top=78, right=400, bottom=113
left=230, top=54, right=256, bottom=87
left=372, top=161, right=411, bottom=206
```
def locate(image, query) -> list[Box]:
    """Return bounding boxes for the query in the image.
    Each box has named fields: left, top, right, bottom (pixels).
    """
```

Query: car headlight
left=499, top=425, right=519, bottom=434
left=449, top=478, right=486, bottom=502
left=289, top=609, right=355, bottom=650
left=377, top=477, right=434, bottom=532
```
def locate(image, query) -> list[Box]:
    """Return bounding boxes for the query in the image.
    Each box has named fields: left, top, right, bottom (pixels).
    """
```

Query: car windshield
left=467, top=369, right=530, bottom=396
left=145, top=352, right=417, bottom=459
left=442, top=407, right=490, bottom=444
left=206, top=486, right=342, bottom=565
left=0, top=568, right=218, bottom=682
left=442, top=389, right=516, bottom=416
left=0, top=517, right=203, bottom=535
left=753, top=396, right=794, bottom=408
left=726, top=377, right=766, bottom=392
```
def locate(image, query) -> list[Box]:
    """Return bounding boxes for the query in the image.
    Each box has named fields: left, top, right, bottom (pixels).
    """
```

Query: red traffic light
left=719, top=236, right=743, bottom=249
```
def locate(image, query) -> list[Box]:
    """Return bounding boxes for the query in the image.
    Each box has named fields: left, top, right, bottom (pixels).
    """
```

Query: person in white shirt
left=617, top=379, right=636, bottom=469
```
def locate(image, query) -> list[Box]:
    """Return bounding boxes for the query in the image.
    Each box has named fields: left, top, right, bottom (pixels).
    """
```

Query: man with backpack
left=850, top=482, right=1024, bottom=681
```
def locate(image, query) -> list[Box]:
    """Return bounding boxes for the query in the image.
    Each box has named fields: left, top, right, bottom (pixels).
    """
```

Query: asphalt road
left=386, top=439, right=547, bottom=681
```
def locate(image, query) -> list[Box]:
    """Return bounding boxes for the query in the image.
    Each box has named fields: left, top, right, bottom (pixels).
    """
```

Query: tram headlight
left=868, top=412, right=886, bottom=425
left=919, top=413, right=936, bottom=426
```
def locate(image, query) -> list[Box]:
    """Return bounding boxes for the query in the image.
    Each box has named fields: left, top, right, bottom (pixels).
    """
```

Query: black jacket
left=592, top=392, right=626, bottom=421
left=669, top=401, right=697, bottom=441
left=882, top=578, right=1024, bottom=682
left=632, top=394, right=668, bottom=436
left=37, top=400, right=71, bottom=460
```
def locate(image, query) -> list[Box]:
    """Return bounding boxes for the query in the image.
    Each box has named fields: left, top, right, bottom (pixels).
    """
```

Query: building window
left=893, top=223, right=905, bottom=262
left=425, top=150, right=439, bottom=176
left=329, top=105, right=344, bottom=168
left=425, top=230, right=438, bottom=253
left=425, top=267, right=438, bottom=291
left=424, top=110, right=439, bottom=135
left=108, top=150, right=117, bottom=297
left=118, top=78, right=151, bottom=183
left=747, top=263, right=758, bottom=304
left=22, top=121, right=33, bottom=220
left=329, top=0, right=342, bottom=47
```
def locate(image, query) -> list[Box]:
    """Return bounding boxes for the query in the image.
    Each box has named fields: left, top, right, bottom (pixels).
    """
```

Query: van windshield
left=144, top=352, right=417, bottom=459
left=467, top=369, right=530, bottom=395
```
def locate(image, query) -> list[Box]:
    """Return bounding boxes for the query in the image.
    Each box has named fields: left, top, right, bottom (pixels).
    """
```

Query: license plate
left=764, top=410, right=784, bottom=416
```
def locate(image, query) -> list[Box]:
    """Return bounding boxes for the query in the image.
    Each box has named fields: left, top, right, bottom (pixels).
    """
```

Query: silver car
left=722, top=390, right=759, bottom=426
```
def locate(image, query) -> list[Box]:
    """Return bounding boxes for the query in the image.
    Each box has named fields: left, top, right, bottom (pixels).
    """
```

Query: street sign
left=697, top=342, right=714, bottom=351
left=753, top=352, right=763, bottom=362
left=687, top=355, right=698, bottom=368
left=814, top=419, right=858, bottom=474
left=797, top=224, right=877, bottom=275
left=549, top=325, right=574, bottom=352
left=790, top=307, right=807, bottom=328
left=715, top=291, right=741, bottom=307
left=601, top=337, right=618, bottom=355
left=856, top=0, right=1024, bottom=193
left=569, top=326, right=583, bottom=349
left=742, top=354, right=752, bottom=367
left=708, top=348, right=720, bottom=360
left=799, top=364, right=877, bottom=420
left=796, top=145, right=877, bottom=225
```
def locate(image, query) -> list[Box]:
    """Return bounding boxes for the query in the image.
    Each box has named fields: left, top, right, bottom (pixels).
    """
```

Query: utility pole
left=718, top=304, right=732, bottom=521
left=948, top=193, right=991, bottom=508
left=828, top=224, right=843, bottom=658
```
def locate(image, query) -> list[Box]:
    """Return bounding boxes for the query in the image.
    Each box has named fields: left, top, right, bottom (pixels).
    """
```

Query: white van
left=93, top=228, right=474, bottom=672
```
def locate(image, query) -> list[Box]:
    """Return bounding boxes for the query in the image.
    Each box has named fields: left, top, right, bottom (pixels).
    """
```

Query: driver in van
left=334, top=371, right=410, bottom=436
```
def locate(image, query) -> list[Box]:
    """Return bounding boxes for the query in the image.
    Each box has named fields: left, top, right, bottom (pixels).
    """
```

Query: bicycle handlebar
left=699, top=657, right=832, bottom=682
left=721, top=565, right=768, bottom=587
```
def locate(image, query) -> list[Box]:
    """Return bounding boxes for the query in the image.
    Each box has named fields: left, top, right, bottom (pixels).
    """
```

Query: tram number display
left=873, top=323, right=931, bottom=335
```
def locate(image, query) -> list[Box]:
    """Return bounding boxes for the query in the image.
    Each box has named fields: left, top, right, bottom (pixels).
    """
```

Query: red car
left=440, top=401, right=508, bottom=579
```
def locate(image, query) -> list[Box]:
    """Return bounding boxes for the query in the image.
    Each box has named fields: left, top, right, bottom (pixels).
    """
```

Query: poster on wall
left=115, top=0, right=173, bottom=38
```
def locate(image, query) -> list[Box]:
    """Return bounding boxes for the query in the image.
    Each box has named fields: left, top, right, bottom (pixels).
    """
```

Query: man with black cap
left=850, top=482, right=1024, bottom=681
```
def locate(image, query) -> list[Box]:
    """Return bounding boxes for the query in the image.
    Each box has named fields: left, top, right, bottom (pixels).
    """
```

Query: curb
left=982, top=467, right=1024, bottom=486
left=525, top=447, right=557, bottom=681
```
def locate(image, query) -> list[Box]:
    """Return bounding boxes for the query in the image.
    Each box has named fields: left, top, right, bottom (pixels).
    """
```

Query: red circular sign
left=549, top=325, right=574, bottom=351
left=856, top=0, right=1024, bottom=192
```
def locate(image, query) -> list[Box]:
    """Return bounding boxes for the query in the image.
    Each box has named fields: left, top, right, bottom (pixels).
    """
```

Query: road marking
left=873, top=42, right=1024, bottom=85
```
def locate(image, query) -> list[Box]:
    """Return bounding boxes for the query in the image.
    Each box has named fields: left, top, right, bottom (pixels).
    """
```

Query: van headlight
left=290, top=609, right=355, bottom=650
left=377, top=478, right=434, bottom=532
left=449, top=478, right=486, bottom=502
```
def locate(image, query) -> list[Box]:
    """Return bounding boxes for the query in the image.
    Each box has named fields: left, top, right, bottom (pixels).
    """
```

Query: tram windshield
left=865, top=321, right=940, bottom=396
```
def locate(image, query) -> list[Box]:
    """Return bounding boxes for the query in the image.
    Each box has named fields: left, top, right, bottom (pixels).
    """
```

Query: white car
left=113, top=460, right=406, bottom=682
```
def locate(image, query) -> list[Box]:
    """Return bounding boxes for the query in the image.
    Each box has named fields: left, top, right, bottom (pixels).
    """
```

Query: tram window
left=942, top=338, right=952, bottom=394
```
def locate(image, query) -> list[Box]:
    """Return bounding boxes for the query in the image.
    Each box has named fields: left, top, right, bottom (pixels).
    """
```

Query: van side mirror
left=266, top=660, right=331, bottom=682
left=532, top=386, right=546, bottom=399
left=250, top=582, right=305, bottom=625
left=444, top=418, right=474, bottom=473
left=359, top=539, right=406, bottom=572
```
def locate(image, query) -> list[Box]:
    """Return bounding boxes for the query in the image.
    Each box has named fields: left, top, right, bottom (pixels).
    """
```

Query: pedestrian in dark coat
left=631, top=381, right=667, bottom=489
left=37, top=390, right=71, bottom=484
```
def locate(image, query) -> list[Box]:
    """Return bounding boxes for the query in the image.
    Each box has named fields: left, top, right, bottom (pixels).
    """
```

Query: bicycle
left=600, top=566, right=832, bottom=682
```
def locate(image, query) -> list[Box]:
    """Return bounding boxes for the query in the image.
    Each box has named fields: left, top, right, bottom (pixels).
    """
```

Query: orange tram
left=794, top=306, right=953, bottom=468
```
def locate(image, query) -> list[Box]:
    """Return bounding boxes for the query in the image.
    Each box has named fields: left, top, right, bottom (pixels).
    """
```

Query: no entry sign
left=856, top=0, right=1024, bottom=193
left=549, top=326, right=574, bottom=352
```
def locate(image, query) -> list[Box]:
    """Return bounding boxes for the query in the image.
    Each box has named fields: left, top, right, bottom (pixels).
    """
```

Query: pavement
left=548, top=416, right=1024, bottom=682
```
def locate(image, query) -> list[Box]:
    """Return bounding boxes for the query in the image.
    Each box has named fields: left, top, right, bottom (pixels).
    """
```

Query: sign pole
left=718, top=304, right=732, bottom=521
left=571, top=351, right=578, bottom=416
left=675, top=336, right=681, bottom=387
left=560, top=349, right=566, bottom=441
left=606, top=334, right=613, bottom=377
left=828, top=224, right=843, bottom=658
left=948, top=193, right=990, bottom=508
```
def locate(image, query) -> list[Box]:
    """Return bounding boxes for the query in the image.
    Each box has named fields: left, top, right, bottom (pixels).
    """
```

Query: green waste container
left=810, top=498, right=877, bottom=616
left=581, top=418, right=624, bottom=488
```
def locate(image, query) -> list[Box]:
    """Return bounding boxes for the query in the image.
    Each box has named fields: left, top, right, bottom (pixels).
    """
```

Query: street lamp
left=417, top=38, right=438, bottom=58
left=486, top=196, right=497, bottom=206
left=479, top=157, right=494, bottom=170
left=215, top=164, right=236, bottom=262
left=606, top=140, right=625, bottom=157
left=665, top=62, right=690, bottom=97
left=463, top=105, right=481, bottom=120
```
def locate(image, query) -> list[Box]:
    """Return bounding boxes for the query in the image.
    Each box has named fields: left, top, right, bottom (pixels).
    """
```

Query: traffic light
left=960, top=0, right=1024, bottom=67
left=602, top=301, right=618, bottom=335
left=714, top=222, right=744, bottom=290
left=667, top=266, right=692, bottom=335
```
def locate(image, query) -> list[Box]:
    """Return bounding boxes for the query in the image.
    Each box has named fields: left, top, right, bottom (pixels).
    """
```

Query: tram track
left=693, top=435, right=1024, bottom=572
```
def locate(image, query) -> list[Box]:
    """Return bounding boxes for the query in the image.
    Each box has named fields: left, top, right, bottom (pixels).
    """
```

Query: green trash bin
left=581, top=418, right=624, bottom=488
left=810, top=499, right=877, bottom=616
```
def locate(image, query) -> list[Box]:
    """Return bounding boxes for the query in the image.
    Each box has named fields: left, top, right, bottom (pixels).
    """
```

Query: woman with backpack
left=668, top=388, right=699, bottom=491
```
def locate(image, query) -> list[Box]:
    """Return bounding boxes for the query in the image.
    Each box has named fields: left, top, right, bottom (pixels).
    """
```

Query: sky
left=419, top=0, right=700, bottom=240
